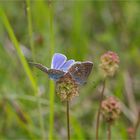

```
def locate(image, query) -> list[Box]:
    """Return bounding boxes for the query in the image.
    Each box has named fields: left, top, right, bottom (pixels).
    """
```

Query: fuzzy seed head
left=99, top=51, right=120, bottom=77
left=101, top=96, right=121, bottom=123
left=56, top=73, right=79, bottom=101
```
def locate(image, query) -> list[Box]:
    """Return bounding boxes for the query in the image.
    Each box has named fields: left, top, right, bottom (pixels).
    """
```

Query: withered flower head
left=99, top=51, right=120, bottom=77
left=56, top=73, right=79, bottom=101
left=101, top=96, right=121, bottom=123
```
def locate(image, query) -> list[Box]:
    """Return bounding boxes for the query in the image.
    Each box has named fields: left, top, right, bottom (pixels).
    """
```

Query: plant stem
left=67, top=101, right=70, bottom=140
left=134, top=111, right=140, bottom=140
left=49, top=80, right=55, bottom=140
left=95, top=79, right=106, bottom=140
left=107, top=123, right=111, bottom=140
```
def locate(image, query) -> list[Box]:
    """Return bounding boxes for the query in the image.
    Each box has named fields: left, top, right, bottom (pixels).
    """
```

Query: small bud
left=56, top=73, right=79, bottom=101
left=99, top=51, right=120, bottom=77
left=101, top=96, right=121, bottom=123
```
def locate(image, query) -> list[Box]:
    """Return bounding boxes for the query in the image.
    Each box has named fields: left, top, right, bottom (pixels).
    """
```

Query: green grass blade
left=26, top=0, right=35, bottom=61
left=0, top=7, right=37, bottom=92
left=48, top=3, right=55, bottom=140
left=71, top=116, right=85, bottom=140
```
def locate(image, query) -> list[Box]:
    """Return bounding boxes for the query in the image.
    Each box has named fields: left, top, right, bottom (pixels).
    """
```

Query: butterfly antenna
left=29, top=62, right=48, bottom=73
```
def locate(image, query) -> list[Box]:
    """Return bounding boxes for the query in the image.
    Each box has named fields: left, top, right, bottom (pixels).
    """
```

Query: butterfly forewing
left=51, top=53, right=67, bottom=69
left=29, top=62, right=65, bottom=80
left=29, top=62, right=49, bottom=73
left=68, top=61, right=93, bottom=85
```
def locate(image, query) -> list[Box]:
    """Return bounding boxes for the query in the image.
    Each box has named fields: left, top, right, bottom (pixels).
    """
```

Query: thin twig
left=96, top=79, right=106, bottom=140
left=67, top=101, right=70, bottom=140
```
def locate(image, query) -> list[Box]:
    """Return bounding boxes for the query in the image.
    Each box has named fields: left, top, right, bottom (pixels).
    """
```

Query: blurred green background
left=0, top=1, right=140, bottom=140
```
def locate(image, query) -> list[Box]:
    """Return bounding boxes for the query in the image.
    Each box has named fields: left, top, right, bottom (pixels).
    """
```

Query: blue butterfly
left=29, top=53, right=75, bottom=80
left=30, top=53, right=93, bottom=85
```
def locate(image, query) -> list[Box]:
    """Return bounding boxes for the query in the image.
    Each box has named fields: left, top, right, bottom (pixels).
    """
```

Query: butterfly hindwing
left=68, top=61, right=93, bottom=85
left=47, top=69, right=65, bottom=80
left=60, top=59, right=75, bottom=72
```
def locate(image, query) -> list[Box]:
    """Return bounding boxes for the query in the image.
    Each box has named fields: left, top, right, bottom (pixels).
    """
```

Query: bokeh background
left=0, top=1, right=140, bottom=140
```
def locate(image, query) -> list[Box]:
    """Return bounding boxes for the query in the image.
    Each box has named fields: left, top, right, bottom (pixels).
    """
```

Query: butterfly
left=29, top=53, right=93, bottom=85
left=29, top=53, right=75, bottom=80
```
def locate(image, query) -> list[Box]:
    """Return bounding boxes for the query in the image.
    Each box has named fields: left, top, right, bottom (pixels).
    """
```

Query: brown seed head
left=56, top=73, right=79, bottom=101
left=101, top=96, right=121, bottom=123
left=99, top=51, right=120, bottom=77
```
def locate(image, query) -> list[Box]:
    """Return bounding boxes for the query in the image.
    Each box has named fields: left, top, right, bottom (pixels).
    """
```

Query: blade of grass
left=70, top=2, right=88, bottom=60
left=26, top=0, right=35, bottom=61
left=71, top=116, right=85, bottom=140
left=0, top=7, right=37, bottom=91
left=26, top=1, right=45, bottom=139
left=48, top=2, right=55, bottom=140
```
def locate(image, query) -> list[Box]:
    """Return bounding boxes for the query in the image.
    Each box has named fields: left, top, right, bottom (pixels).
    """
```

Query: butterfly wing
left=47, top=69, right=65, bottom=80
left=51, top=53, right=76, bottom=72
left=60, top=59, right=75, bottom=72
left=29, top=62, right=49, bottom=73
left=68, top=61, right=93, bottom=85
left=51, top=53, right=67, bottom=69
left=29, top=62, right=65, bottom=80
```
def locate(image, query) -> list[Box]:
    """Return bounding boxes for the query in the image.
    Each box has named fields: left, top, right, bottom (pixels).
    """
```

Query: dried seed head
left=56, top=73, right=79, bottom=101
left=99, top=51, right=120, bottom=77
left=101, top=96, right=121, bottom=123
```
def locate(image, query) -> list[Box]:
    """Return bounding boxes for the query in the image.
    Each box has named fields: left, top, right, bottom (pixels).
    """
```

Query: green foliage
left=0, top=1, right=140, bottom=140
